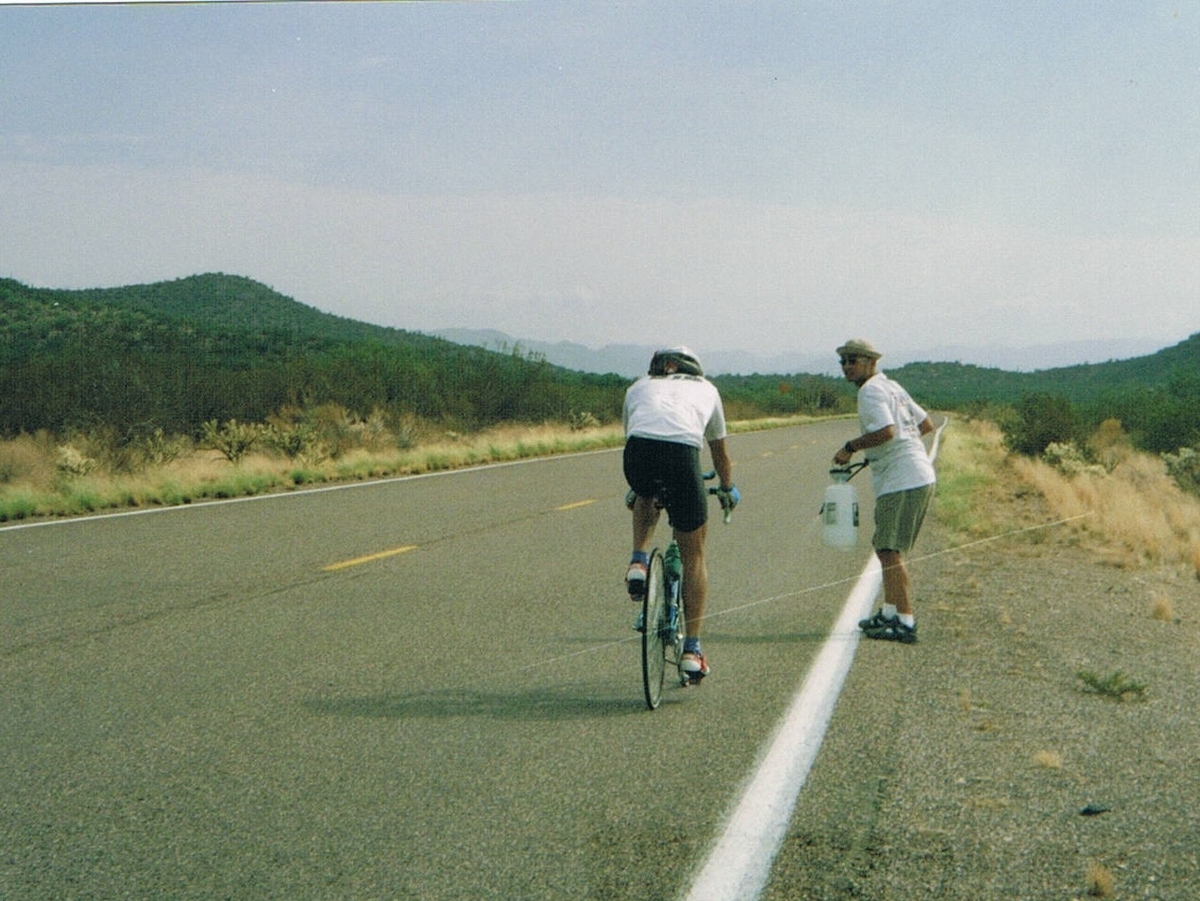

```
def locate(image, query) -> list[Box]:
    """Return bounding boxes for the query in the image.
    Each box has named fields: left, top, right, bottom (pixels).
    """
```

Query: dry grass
left=0, top=421, right=627, bottom=522
left=1012, top=450, right=1200, bottom=574
left=1151, top=593, right=1175, bottom=622
left=941, top=418, right=1200, bottom=580
left=0, top=432, right=57, bottom=489
left=0, top=412, right=839, bottom=523
left=1032, top=749, right=1063, bottom=770
left=956, top=688, right=974, bottom=713
left=1085, top=860, right=1117, bottom=897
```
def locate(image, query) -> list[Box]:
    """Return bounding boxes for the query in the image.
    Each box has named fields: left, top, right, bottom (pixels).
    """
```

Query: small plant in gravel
left=1032, top=749, right=1063, bottom=769
left=1076, top=669, right=1148, bottom=701
left=956, top=688, right=974, bottom=713
left=1085, top=860, right=1116, bottom=897
left=1150, top=593, right=1175, bottom=622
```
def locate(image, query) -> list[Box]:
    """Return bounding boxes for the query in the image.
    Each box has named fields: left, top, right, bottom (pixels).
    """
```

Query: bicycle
left=627, top=471, right=733, bottom=710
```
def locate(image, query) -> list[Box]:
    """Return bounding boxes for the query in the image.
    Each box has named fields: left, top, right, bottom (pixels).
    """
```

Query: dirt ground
left=763, top=496, right=1200, bottom=900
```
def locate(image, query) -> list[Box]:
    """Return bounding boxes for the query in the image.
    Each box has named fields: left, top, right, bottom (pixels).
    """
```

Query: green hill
left=888, top=333, right=1200, bottom=453
left=70, top=273, right=445, bottom=350
left=888, top=332, right=1200, bottom=409
left=0, top=272, right=454, bottom=363
left=0, top=274, right=629, bottom=436
left=1, top=273, right=1196, bottom=452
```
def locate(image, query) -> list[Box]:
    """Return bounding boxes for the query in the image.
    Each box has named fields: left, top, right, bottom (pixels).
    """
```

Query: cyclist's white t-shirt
left=857, top=372, right=936, bottom=497
left=623, top=374, right=727, bottom=450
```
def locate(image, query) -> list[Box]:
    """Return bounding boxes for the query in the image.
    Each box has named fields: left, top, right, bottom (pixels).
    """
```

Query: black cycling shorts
left=623, top=436, right=708, bottom=533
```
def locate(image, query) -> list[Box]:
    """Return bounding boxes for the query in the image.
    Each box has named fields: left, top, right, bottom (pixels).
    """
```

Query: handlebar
left=703, top=470, right=735, bottom=524
left=829, top=460, right=869, bottom=482
left=625, top=471, right=735, bottom=523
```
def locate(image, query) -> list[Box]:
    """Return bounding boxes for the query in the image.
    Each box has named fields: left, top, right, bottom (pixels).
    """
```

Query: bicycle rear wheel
left=641, top=548, right=667, bottom=709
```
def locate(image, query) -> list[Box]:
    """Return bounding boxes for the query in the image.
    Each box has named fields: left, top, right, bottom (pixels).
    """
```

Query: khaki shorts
left=873, top=483, right=934, bottom=554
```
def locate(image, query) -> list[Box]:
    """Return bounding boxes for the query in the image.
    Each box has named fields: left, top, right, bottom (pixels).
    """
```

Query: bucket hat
left=836, top=338, right=882, bottom=360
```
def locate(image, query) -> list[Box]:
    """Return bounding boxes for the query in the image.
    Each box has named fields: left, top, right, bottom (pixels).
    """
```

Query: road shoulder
left=765, top=511, right=1200, bottom=900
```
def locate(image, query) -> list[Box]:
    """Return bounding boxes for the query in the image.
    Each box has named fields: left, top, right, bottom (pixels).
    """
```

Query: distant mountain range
left=427, top=328, right=1170, bottom=378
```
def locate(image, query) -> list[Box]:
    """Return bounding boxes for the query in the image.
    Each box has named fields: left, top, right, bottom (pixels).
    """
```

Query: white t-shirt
left=857, top=372, right=936, bottom=496
left=623, top=374, right=728, bottom=450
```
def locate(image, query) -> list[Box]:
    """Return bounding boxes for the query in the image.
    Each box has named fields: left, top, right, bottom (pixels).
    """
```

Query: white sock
left=898, top=613, right=915, bottom=628
left=881, top=604, right=897, bottom=620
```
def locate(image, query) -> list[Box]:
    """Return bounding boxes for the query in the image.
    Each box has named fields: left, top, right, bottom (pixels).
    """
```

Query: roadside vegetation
left=0, top=410, right=842, bottom=522
left=2, top=274, right=1198, bottom=544
left=919, top=413, right=1196, bottom=901
left=0, top=417, right=629, bottom=521
left=935, top=415, right=1200, bottom=580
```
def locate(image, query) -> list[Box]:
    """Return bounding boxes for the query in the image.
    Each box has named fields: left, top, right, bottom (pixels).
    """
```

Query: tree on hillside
left=1000, top=393, right=1083, bottom=456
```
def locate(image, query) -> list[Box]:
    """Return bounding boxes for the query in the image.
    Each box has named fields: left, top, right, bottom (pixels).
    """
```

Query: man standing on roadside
left=832, top=339, right=935, bottom=643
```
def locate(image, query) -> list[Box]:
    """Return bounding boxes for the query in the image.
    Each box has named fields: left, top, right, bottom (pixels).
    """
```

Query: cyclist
left=622, top=346, right=738, bottom=681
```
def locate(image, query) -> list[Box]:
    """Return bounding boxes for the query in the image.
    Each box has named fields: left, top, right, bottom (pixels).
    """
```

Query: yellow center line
left=323, top=500, right=594, bottom=571
left=322, top=545, right=418, bottom=572
left=556, top=499, right=597, bottom=511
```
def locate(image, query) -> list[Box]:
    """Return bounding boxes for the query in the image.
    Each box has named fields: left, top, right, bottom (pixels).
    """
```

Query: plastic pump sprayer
left=821, top=462, right=867, bottom=549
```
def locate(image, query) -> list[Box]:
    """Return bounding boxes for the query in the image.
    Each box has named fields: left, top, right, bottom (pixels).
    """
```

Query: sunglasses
left=839, top=356, right=862, bottom=365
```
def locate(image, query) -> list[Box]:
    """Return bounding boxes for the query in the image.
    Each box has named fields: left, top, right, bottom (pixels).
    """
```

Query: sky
left=2, top=1, right=1199, bottom=365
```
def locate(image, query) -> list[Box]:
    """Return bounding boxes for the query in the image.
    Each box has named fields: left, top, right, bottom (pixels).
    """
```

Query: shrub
left=134, top=428, right=189, bottom=467
left=1163, top=446, right=1200, bottom=497
left=1000, top=392, right=1083, bottom=456
left=392, top=413, right=420, bottom=450
left=56, top=444, right=96, bottom=477
left=264, top=421, right=322, bottom=461
left=200, top=419, right=262, bottom=464
left=1076, top=669, right=1147, bottom=701
left=1086, top=418, right=1131, bottom=472
left=1042, top=441, right=1106, bottom=477
left=569, top=410, right=600, bottom=431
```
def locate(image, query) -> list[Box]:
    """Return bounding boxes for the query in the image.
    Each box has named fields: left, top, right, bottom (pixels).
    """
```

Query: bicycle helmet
left=648, top=346, right=704, bottom=377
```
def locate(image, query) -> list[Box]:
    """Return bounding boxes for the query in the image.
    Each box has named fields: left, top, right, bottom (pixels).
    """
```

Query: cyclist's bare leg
left=674, top=524, right=708, bottom=638
left=630, top=494, right=662, bottom=555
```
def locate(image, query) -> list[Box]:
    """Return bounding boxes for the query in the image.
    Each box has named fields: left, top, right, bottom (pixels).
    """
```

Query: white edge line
left=683, top=556, right=881, bottom=901
left=684, top=416, right=947, bottom=901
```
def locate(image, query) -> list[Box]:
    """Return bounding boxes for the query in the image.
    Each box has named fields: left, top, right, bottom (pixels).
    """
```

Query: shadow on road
left=303, top=683, right=656, bottom=721
left=704, top=628, right=831, bottom=646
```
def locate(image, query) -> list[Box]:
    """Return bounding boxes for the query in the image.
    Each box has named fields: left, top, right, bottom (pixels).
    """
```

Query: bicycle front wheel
left=641, top=548, right=667, bottom=710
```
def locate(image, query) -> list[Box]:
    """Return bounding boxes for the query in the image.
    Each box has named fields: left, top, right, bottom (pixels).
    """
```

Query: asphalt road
left=1, top=420, right=874, bottom=900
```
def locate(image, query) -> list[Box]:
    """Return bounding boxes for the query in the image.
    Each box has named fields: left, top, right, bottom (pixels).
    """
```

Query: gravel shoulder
left=764, top=495, right=1200, bottom=900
